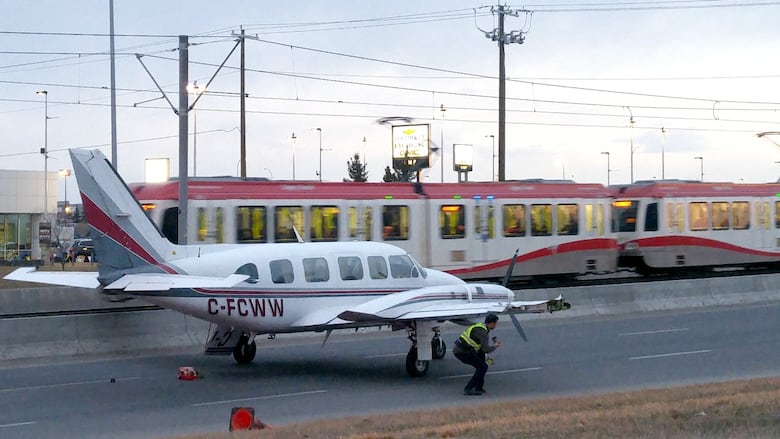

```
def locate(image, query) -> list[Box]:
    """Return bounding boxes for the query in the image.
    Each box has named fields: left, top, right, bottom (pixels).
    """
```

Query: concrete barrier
left=0, top=273, right=778, bottom=360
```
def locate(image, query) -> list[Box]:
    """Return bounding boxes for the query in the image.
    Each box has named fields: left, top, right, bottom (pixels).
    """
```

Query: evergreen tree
left=382, top=163, right=417, bottom=182
left=346, top=153, right=368, bottom=182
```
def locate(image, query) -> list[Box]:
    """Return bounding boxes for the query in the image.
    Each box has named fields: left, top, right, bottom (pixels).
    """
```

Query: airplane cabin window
left=368, top=256, right=388, bottom=279
left=338, top=256, right=364, bottom=281
left=389, top=254, right=418, bottom=278
left=235, top=263, right=259, bottom=283
left=270, top=259, right=294, bottom=284
left=303, top=257, right=330, bottom=282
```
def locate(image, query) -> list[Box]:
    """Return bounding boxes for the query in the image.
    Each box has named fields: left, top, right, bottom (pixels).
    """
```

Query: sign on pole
left=391, top=124, right=430, bottom=170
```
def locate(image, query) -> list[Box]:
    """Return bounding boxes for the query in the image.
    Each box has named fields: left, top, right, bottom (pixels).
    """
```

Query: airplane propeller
left=502, top=249, right=529, bottom=342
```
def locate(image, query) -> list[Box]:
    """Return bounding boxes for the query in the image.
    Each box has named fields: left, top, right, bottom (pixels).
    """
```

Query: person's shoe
left=463, top=389, right=482, bottom=396
left=476, top=388, right=486, bottom=394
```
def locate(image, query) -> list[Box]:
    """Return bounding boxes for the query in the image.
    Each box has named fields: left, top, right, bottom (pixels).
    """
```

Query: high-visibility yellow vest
left=459, top=323, right=487, bottom=351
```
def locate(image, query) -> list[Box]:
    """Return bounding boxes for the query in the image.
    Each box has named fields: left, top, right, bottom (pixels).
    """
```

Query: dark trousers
left=454, top=349, right=488, bottom=391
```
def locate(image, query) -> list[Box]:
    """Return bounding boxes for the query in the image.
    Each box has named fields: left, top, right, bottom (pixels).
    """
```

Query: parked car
left=67, top=239, right=94, bottom=263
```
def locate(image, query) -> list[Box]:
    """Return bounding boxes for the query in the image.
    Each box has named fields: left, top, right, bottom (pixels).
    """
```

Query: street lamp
left=439, top=104, right=446, bottom=183
left=694, top=156, right=704, bottom=182
left=362, top=136, right=367, bottom=164
left=36, top=90, right=49, bottom=222
left=186, top=81, right=206, bottom=177
left=485, top=134, right=495, bottom=182
left=59, top=169, right=71, bottom=217
left=629, top=114, right=636, bottom=183
left=600, top=151, right=611, bottom=186
left=290, top=132, right=297, bottom=180
left=316, top=128, right=323, bottom=181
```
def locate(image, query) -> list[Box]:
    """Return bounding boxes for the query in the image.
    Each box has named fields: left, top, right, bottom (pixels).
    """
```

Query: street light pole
left=629, top=115, right=635, bottom=183
left=661, top=127, right=666, bottom=180
left=59, top=169, right=71, bottom=217
left=316, top=128, right=323, bottom=182
left=362, top=136, right=367, bottom=165
left=694, top=156, right=704, bottom=182
left=439, top=104, right=446, bottom=183
left=486, top=134, right=495, bottom=182
left=186, top=81, right=205, bottom=177
left=601, top=151, right=611, bottom=186
left=291, top=132, right=297, bottom=180
left=36, top=90, right=49, bottom=222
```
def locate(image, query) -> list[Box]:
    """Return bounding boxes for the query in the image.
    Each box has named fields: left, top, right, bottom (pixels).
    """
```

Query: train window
left=557, top=204, right=579, bottom=235
left=712, top=202, right=730, bottom=230
left=215, top=207, right=224, bottom=243
left=235, top=263, right=259, bottom=284
left=311, top=206, right=339, bottom=242
left=348, top=207, right=373, bottom=240
left=733, top=202, right=750, bottom=230
left=389, top=254, right=419, bottom=278
left=236, top=206, right=267, bottom=243
left=382, top=205, right=409, bottom=240
left=275, top=206, right=303, bottom=243
left=440, top=205, right=465, bottom=239
left=162, top=207, right=178, bottom=244
left=757, top=202, right=769, bottom=230
left=611, top=200, right=638, bottom=233
left=597, top=204, right=604, bottom=235
left=474, top=205, right=495, bottom=239
left=503, top=204, right=526, bottom=237
left=364, top=207, right=372, bottom=241
left=338, top=256, right=364, bottom=281
left=764, top=202, right=770, bottom=230
left=676, top=203, right=684, bottom=232
left=644, top=203, right=659, bottom=232
left=776, top=202, right=780, bottom=228
left=531, top=204, right=552, bottom=236
left=665, top=202, right=676, bottom=229
left=270, top=259, right=294, bottom=284
left=689, top=202, right=709, bottom=231
left=197, top=207, right=208, bottom=241
left=368, top=255, right=388, bottom=279
left=303, top=257, right=330, bottom=282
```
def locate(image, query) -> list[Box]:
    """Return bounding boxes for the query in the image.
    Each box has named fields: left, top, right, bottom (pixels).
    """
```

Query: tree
left=346, top=153, right=368, bottom=182
left=382, top=162, right=417, bottom=182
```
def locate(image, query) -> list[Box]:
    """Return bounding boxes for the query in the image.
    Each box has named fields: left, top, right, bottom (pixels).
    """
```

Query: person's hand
left=494, top=340, right=502, bottom=348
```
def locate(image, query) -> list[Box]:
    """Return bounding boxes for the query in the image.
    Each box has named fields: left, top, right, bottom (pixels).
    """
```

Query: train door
left=469, top=196, right=496, bottom=265
left=755, top=200, right=772, bottom=249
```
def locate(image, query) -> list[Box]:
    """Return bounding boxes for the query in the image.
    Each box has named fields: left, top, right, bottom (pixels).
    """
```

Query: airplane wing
left=334, top=284, right=569, bottom=324
left=3, top=267, right=100, bottom=289
left=105, top=273, right=249, bottom=291
left=3, top=268, right=249, bottom=292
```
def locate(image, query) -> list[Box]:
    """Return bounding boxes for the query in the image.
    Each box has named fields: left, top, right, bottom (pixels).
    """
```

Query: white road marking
left=363, top=353, right=407, bottom=359
left=0, top=377, right=139, bottom=393
left=629, top=349, right=712, bottom=361
left=0, top=421, right=37, bottom=428
left=440, top=367, right=542, bottom=380
left=192, top=390, right=328, bottom=407
left=619, top=328, right=689, bottom=337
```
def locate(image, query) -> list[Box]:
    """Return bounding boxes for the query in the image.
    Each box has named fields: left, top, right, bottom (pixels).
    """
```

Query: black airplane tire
left=233, top=339, right=257, bottom=364
left=432, top=338, right=447, bottom=360
left=406, top=347, right=429, bottom=377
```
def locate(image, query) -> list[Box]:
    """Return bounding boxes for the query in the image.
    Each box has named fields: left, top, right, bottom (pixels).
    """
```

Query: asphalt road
left=1, top=303, right=778, bottom=439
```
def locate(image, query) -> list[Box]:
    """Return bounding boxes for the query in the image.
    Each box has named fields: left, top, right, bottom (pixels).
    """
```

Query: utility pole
left=661, top=127, right=666, bottom=180
left=239, top=28, right=247, bottom=178
left=439, top=104, right=446, bottom=183
left=291, top=132, right=297, bottom=180
left=36, top=90, right=49, bottom=222
left=483, top=5, right=528, bottom=182
left=317, top=128, right=323, bottom=181
left=109, top=0, right=118, bottom=168
left=178, top=35, right=189, bottom=245
left=629, top=115, right=635, bottom=183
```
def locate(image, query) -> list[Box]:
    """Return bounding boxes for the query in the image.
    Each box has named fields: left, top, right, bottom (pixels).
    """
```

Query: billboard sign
left=453, top=143, right=473, bottom=172
left=391, top=124, right=430, bottom=170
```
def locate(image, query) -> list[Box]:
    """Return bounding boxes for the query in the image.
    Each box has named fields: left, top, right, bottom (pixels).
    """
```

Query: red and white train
left=129, top=178, right=780, bottom=280
left=611, top=181, right=780, bottom=273
left=129, top=179, right=618, bottom=281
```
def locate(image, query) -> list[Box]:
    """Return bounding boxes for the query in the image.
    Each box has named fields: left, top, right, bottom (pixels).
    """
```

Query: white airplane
left=6, top=149, right=570, bottom=377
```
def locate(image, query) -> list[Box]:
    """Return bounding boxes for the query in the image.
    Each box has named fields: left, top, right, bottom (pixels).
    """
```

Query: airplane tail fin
left=69, top=149, right=178, bottom=281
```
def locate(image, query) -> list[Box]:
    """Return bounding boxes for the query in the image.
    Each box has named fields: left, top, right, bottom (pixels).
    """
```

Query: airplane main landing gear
left=431, top=328, right=446, bottom=360
left=232, top=333, right=257, bottom=364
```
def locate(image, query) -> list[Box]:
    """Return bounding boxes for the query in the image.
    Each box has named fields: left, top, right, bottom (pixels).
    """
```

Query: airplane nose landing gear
left=233, top=333, right=257, bottom=364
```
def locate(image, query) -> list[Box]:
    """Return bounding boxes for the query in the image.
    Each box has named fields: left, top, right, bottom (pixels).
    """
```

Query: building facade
left=0, top=169, right=57, bottom=263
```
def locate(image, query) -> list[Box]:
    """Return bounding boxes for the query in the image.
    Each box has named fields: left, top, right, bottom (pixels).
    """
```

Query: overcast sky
left=2, top=0, right=780, bottom=201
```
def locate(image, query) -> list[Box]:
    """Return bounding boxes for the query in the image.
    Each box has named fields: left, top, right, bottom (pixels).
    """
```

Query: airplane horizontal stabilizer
left=3, top=267, right=100, bottom=289
left=105, top=273, right=249, bottom=291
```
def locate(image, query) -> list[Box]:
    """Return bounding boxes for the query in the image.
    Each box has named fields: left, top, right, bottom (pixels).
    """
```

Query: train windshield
left=612, top=200, right=639, bottom=232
